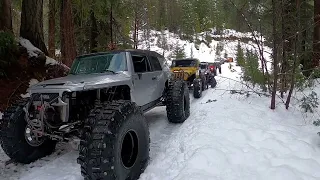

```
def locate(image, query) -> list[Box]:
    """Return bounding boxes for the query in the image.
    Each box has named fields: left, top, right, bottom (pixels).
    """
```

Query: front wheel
left=78, top=100, right=150, bottom=180
left=0, top=99, right=57, bottom=164
left=166, top=80, right=190, bottom=123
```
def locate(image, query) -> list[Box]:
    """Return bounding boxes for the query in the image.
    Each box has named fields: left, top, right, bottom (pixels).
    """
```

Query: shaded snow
left=19, top=38, right=42, bottom=58
left=46, top=56, right=59, bottom=65
left=19, top=38, right=69, bottom=69
left=20, top=79, right=39, bottom=98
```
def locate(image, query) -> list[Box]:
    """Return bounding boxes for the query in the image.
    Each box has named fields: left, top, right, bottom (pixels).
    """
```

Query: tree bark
left=48, top=0, right=56, bottom=58
left=90, top=10, right=98, bottom=53
left=285, top=0, right=301, bottom=109
left=20, top=0, right=48, bottom=55
left=60, top=0, right=76, bottom=67
left=133, top=12, right=138, bottom=49
left=110, top=4, right=113, bottom=44
left=271, top=0, right=279, bottom=110
left=313, top=0, right=320, bottom=67
left=0, top=0, right=12, bottom=32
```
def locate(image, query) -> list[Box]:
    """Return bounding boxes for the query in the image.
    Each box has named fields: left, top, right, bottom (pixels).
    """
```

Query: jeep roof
left=77, top=49, right=164, bottom=59
left=173, top=58, right=200, bottom=61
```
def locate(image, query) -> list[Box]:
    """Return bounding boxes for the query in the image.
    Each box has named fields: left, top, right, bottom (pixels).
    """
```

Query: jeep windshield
left=200, top=64, right=207, bottom=69
left=171, top=60, right=196, bottom=67
left=69, top=52, right=127, bottom=75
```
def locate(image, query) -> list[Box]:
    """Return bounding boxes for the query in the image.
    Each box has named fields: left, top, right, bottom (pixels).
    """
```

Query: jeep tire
left=78, top=100, right=150, bottom=180
left=211, top=76, right=217, bottom=88
left=193, top=79, right=202, bottom=98
left=166, top=80, right=190, bottom=123
left=0, top=99, right=57, bottom=164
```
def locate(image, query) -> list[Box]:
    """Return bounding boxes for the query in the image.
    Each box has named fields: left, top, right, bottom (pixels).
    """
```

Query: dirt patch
left=0, top=53, right=68, bottom=112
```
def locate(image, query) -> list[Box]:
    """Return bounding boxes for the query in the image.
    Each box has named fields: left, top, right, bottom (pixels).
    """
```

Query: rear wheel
left=193, top=79, right=202, bottom=98
left=0, top=99, right=57, bottom=164
left=78, top=100, right=150, bottom=180
left=211, top=76, right=217, bottom=88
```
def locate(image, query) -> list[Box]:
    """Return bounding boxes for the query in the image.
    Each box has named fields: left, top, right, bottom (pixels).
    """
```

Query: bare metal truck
left=0, top=50, right=190, bottom=180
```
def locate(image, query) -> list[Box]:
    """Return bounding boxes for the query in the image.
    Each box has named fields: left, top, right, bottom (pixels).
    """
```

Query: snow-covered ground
left=0, top=30, right=319, bottom=179
left=137, top=29, right=272, bottom=70
left=1, top=63, right=320, bottom=180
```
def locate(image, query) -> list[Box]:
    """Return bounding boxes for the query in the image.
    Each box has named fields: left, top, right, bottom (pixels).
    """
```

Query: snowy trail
left=1, top=63, right=320, bottom=180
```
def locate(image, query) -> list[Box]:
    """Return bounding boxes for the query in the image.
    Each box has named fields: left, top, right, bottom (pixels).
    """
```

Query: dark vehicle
left=208, top=62, right=217, bottom=76
left=200, top=62, right=217, bottom=88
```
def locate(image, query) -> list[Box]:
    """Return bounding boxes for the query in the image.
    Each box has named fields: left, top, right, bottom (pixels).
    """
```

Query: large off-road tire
left=201, top=76, right=208, bottom=90
left=166, top=80, right=190, bottom=123
left=193, top=79, right=202, bottom=98
left=78, top=100, right=150, bottom=180
left=0, top=99, right=57, bottom=164
left=211, top=76, right=217, bottom=88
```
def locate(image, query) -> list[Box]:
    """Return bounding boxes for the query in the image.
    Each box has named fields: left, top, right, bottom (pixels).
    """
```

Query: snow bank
left=46, top=56, right=59, bottom=65
left=0, top=112, right=3, bottom=120
left=19, top=38, right=69, bottom=69
left=19, top=38, right=43, bottom=58
left=20, top=79, right=39, bottom=98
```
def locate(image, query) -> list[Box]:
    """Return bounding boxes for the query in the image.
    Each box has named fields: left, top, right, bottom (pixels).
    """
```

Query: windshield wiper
left=101, top=69, right=117, bottom=74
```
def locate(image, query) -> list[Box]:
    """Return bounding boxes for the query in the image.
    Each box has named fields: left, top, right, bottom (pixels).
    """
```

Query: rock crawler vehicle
left=200, top=62, right=217, bottom=89
left=170, top=58, right=216, bottom=98
left=0, top=49, right=191, bottom=180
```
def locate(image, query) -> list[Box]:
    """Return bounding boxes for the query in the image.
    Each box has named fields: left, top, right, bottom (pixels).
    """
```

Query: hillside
left=136, top=29, right=272, bottom=69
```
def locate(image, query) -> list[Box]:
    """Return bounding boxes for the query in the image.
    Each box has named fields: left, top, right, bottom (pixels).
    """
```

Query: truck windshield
left=171, top=60, right=196, bottom=67
left=69, top=53, right=127, bottom=75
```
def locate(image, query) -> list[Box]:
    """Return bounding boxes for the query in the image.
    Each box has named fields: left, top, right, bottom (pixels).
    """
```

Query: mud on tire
left=0, top=99, right=57, bottom=164
left=166, top=80, right=190, bottom=123
left=78, top=100, right=150, bottom=180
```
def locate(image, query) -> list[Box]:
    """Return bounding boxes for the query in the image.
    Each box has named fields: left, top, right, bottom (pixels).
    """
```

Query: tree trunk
left=48, top=0, right=56, bottom=58
left=90, top=10, right=98, bottom=53
left=271, top=0, right=279, bottom=110
left=313, top=0, right=320, bottom=67
left=285, top=0, right=301, bottom=109
left=133, top=12, right=138, bottom=49
left=110, top=4, right=113, bottom=44
left=0, top=0, right=12, bottom=32
left=20, top=0, right=48, bottom=55
left=60, top=0, right=76, bottom=67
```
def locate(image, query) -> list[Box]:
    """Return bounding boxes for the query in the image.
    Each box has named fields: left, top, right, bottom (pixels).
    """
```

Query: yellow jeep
left=170, top=58, right=207, bottom=98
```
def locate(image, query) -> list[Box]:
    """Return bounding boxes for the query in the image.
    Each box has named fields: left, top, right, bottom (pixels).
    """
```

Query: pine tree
left=236, top=42, right=245, bottom=66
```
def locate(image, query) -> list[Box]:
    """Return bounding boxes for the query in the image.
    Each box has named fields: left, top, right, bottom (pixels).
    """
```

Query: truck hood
left=29, top=72, right=131, bottom=92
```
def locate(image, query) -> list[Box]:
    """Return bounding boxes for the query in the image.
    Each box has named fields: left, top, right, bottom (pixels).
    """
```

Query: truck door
left=131, top=53, right=156, bottom=106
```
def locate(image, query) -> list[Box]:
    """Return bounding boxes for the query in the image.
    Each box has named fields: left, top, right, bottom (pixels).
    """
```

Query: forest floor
left=1, top=63, right=320, bottom=180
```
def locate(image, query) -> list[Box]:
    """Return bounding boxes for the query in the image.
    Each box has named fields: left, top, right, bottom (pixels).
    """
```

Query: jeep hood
left=29, top=72, right=131, bottom=93
left=171, top=67, right=197, bottom=74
